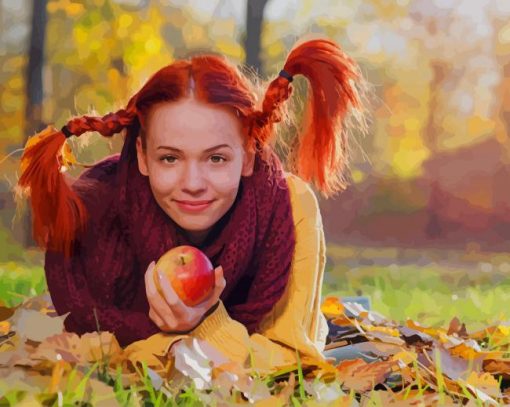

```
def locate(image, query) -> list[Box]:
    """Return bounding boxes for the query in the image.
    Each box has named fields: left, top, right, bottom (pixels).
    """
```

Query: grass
left=0, top=260, right=46, bottom=307
left=322, top=244, right=510, bottom=331
left=2, top=243, right=510, bottom=404
left=3, top=244, right=510, bottom=330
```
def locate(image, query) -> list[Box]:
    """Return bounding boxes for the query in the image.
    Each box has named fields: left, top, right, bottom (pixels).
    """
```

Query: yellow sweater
left=123, top=172, right=329, bottom=374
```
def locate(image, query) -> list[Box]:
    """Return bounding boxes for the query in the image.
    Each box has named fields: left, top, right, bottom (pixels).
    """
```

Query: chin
left=168, top=211, right=214, bottom=231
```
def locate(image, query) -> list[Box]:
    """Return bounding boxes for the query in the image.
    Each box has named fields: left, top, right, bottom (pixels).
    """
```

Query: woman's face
left=136, top=98, right=255, bottom=244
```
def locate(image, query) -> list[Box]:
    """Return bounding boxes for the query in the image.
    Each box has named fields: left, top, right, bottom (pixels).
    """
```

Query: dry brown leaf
left=483, top=358, right=510, bottom=379
left=336, top=358, right=397, bottom=393
left=447, top=317, right=468, bottom=338
left=30, top=331, right=123, bottom=369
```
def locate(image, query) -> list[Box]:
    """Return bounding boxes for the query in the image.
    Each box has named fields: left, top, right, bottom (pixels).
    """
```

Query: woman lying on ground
left=16, top=37, right=368, bottom=374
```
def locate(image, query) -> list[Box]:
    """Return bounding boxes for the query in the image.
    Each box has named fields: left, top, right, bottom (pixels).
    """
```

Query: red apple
left=154, top=245, right=215, bottom=307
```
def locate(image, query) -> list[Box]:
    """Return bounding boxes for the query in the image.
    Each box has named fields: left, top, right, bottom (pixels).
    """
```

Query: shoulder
left=72, top=154, right=120, bottom=194
left=78, top=154, right=121, bottom=184
left=72, top=154, right=121, bottom=221
left=284, top=171, right=322, bottom=228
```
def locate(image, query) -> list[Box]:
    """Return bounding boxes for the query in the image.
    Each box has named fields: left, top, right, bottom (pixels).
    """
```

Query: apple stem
left=180, top=256, right=185, bottom=266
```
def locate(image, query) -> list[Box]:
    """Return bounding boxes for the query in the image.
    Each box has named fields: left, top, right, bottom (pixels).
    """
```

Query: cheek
left=209, top=163, right=244, bottom=196
left=147, top=166, right=178, bottom=195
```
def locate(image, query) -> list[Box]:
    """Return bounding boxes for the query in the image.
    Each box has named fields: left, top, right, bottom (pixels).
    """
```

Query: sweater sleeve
left=123, top=173, right=329, bottom=373
left=44, top=156, right=160, bottom=347
left=45, top=231, right=160, bottom=348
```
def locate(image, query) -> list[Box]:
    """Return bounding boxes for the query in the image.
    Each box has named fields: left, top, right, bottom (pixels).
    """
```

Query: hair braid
left=248, top=75, right=293, bottom=147
left=16, top=108, right=137, bottom=257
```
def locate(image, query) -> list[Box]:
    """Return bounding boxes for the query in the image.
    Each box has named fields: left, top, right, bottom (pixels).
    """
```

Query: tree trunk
left=23, top=0, right=48, bottom=249
left=244, top=0, right=269, bottom=76
left=424, top=60, right=447, bottom=239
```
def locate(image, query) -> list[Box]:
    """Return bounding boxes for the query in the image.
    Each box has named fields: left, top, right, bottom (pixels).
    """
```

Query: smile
left=174, top=200, right=214, bottom=213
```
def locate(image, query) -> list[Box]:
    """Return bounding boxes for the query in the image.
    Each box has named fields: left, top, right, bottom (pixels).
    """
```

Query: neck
left=185, top=228, right=211, bottom=247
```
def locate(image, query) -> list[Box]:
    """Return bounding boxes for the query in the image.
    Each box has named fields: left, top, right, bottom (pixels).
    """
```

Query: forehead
left=145, top=98, right=243, bottom=149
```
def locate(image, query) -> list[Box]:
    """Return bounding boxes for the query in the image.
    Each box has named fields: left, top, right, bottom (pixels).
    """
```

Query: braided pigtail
left=246, top=72, right=293, bottom=152
left=16, top=108, right=136, bottom=257
left=259, top=38, right=369, bottom=198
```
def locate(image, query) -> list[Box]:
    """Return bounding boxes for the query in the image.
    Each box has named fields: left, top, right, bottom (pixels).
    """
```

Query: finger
left=213, top=265, right=226, bottom=297
left=157, top=268, right=188, bottom=318
left=197, top=266, right=226, bottom=311
left=144, top=261, right=157, bottom=300
left=150, top=308, right=173, bottom=331
left=149, top=307, right=164, bottom=328
left=147, top=265, right=179, bottom=327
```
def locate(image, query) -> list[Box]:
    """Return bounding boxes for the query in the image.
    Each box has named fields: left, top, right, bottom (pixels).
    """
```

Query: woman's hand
left=144, top=261, right=226, bottom=334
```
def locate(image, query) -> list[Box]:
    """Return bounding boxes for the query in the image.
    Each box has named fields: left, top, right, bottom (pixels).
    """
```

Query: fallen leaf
left=0, top=306, right=16, bottom=322
left=10, top=309, right=66, bottom=343
left=426, top=346, right=471, bottom=381
left=31, top=331, right=122, bottom=368
left=303, top=378, right=348, bottom=404
left=483, top=358, right=510, bottom=380
left=405, top=319, right=446, bottom=339
left=465, top=371, right=502, bottom=398
left=273, top=372, right=295, bottom=404
left=398, top=326, right=434, bottom=346
left=171, top=337, right=230, bottom=390
left=0, top=321, right=10, bottom=336
left=336, top=358, right=396, bottom=392
left=321, top=297, right=345, bottom=318
left=471, top=325, right=510, bottom=347
left=447, top=317, right=468, bottom=338
left=391, top=350, right=418, bottom=367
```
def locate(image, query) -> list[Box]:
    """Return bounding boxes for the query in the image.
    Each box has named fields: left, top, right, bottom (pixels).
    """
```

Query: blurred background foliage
left=1, top=0, right=510, bottom=325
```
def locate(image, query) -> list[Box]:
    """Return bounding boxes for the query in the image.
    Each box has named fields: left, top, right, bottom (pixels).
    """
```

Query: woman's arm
left=45, top=156, right=162, bottom=348
left=45, top=230, right=161, bottom=348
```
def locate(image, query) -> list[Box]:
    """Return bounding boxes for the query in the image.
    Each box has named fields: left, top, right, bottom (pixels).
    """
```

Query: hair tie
left=61, top=125, right=73, bottom=139
left=278, top=69, right=293, bottom=82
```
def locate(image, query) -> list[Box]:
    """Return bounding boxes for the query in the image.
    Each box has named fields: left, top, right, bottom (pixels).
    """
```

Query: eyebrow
left=156, top=144, right=233, bottom=153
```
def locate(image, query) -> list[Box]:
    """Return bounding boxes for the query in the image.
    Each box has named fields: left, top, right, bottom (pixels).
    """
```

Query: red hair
left=17, top=38, right=368, bottom=256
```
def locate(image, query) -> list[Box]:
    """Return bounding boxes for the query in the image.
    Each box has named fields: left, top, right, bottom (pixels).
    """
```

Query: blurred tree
left=22, top=0, right=48, bottom=249
left=244, top=0, right=269, bottom=75
left=25, top=0, right=47, bottom=137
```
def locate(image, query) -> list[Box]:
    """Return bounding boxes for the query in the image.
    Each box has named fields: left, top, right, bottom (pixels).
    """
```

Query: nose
left=181, top=161, right=207, bottom=194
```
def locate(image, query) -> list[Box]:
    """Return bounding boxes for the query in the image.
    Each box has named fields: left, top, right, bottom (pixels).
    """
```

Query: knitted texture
left=45, top=131, right=296, bottom=346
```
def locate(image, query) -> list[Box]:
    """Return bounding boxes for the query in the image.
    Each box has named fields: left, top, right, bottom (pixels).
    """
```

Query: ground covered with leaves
left=1, top=291, right=510, bottom=406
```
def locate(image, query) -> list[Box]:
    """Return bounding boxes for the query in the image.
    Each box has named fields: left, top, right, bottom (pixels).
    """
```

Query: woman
left=17, top=38, right=367, bottom=372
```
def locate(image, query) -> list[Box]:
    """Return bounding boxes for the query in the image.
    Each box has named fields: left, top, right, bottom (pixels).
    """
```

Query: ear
left=136, top=136, right=149, bottom=176
left=241, top=148, right=255, bottom=177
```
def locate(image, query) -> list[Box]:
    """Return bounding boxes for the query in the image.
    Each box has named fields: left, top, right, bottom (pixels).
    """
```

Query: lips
left=174, top=199, right=215, bottom=213
left=175, top=200, right=214, bottom=206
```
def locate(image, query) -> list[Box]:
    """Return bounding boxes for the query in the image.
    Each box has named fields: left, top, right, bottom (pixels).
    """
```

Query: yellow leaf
left=320, top=296, right=344, bottom=318
left=465, top=371, right=502, bottom=398
left=0, top=321, right=10, bottom=335
left=391, top=350, right=417, bottom=366
left=362, top=325, right=400, bottom=337
left=406, top=319, right=446, bottom=339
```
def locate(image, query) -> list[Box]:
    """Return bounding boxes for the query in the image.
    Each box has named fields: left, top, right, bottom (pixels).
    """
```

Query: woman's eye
left=161, top=156, right=177, bottom=164
left=210, top=155, right=226, bottom=163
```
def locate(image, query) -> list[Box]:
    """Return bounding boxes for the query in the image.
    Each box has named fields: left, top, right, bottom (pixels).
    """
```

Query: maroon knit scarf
left=113, top=132, right=296, bottom=334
